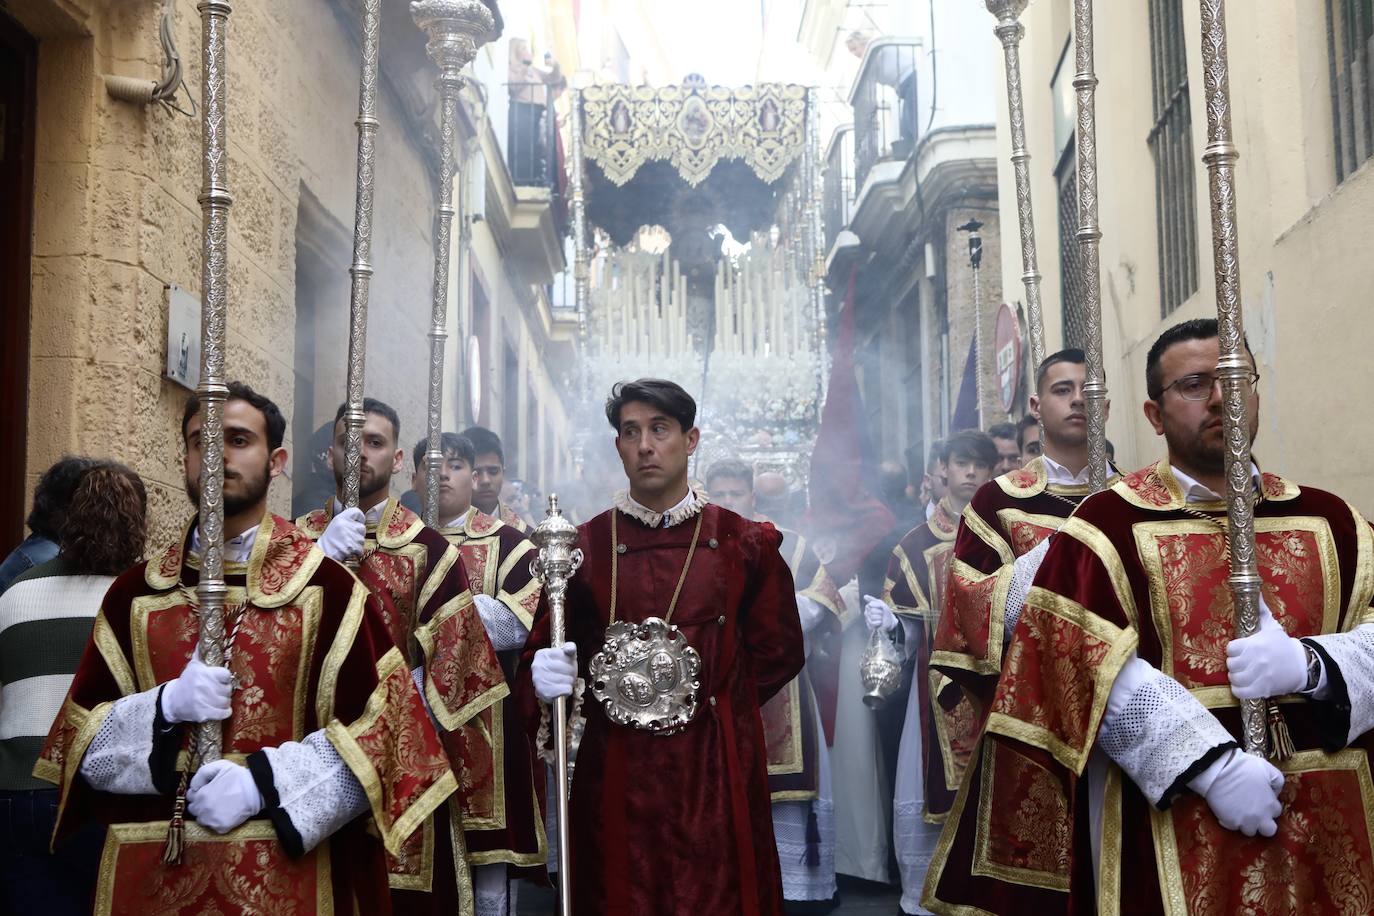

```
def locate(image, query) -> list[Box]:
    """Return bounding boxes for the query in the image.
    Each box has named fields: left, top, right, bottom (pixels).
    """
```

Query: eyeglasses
left=1159, top=370, right=1260, bottom=401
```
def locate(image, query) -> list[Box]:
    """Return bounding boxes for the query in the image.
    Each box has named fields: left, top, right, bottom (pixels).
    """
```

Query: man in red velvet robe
left=37, top=382, right=456, bottom=915
left=296, top=399, right=509, bottom=913
left=520, top=378, right=805, bottom=916
left=924, top=320, right=1374, bottom=915
left=932, top=349, right=1116, bottom=713
left=707, top=458, right=847, bottom=908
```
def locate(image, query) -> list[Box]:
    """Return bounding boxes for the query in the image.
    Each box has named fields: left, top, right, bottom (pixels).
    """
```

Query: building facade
left=1, top=0, right=573, bottom=550
left=992, top=0, right=1374, bottom=512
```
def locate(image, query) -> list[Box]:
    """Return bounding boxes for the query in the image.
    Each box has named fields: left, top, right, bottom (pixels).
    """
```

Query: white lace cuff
left=1097, top=657, right=1236, bottom=807
left=1004, top=536, right=1051, bottom=646
left=80, top=688, right=161, bottom=795
left=258, top=728, right=369, bottom=855
left=1305, top=622, right=1374, bottom=747
left=475, top=592, right=530, bottom=651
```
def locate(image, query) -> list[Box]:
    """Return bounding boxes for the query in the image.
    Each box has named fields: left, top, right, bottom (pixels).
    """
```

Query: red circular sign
left=994, top=303, right=1022, bottom=414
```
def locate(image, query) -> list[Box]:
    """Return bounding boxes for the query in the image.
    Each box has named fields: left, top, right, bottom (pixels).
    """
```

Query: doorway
left=0, top=10, right=37, bottom=553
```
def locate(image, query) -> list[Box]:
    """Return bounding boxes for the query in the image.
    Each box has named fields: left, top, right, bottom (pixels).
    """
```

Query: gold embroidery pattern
left=972, top=739, right=1071, bottom=891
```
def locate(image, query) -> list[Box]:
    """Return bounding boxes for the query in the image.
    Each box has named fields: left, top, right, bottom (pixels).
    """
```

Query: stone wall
left=16, top=0, right=449, bottom=545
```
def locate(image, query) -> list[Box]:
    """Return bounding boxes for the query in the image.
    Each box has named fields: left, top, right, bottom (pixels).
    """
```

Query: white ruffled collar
left=613, top=481, right=709, bottom=528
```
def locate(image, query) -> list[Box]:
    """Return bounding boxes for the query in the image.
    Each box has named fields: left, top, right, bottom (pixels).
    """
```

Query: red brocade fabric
left=37, top=514, right=455, bottom=915
left=923, top=463, right=1374, bottom=916
left=518, top=504, right=806, bottom=916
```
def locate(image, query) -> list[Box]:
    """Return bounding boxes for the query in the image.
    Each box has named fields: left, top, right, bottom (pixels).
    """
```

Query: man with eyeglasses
left=924, top=318, right=1374, bottom=915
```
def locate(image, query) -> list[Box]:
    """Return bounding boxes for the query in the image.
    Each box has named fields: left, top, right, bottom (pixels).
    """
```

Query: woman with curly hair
left=0, top=461, right=146, bottom=913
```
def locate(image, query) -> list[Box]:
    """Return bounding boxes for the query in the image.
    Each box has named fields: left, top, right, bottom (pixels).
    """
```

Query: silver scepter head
left=985, top=0, right=1030, bottom=21
left=531, top=494, right=583, bottom=582
left=411, top=0, right=497, bottom=73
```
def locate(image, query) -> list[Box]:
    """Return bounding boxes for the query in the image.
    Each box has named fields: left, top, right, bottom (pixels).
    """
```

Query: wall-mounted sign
left=995, top=302, right=1022, bottom=414
left=165, top=284, right=200, bottom=391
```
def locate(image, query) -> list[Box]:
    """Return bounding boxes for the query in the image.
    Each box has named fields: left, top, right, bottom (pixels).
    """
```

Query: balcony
left=850, top=38, right=922, bottom=193
left=822, top=124, right=854, bottom=263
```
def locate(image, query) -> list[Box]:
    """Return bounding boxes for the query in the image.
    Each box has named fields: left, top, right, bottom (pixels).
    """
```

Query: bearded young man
left=37, top=382, right=455, bottom=914
left=862, top=429, right=995, bottom=915
left=707, top=458, right=846, bottom=911
left=931, top=349, right=1117, bottom=717
left=925, top=319, right=1374, bottom=915
left=295, top=400, right=508, bottom=913
left=519, top=378, right=805, bottom=915
left=424, top=432, right=548, bottom=916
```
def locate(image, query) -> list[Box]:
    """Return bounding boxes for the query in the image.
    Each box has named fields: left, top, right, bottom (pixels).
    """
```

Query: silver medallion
left=589, top=617, right=702, bottom=735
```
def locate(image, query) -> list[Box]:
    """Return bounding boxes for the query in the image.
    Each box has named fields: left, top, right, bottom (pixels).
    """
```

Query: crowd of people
left=1, top=317, right=1371, bottom=915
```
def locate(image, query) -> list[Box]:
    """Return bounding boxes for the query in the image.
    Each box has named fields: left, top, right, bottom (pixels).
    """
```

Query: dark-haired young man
left=707, top=458, right=846, bottom=909
left=461, top=426, right=529, bottom=533
left=926, top=319, right=1374, bottom=914
left=520, top=378, right=805, bottom=915
left=426, top=432, right=547, bottom=916
left=986, top=421, right=1022, bottom=477
left=1015, top=412, right=1041, bottom=464
left=296, top=401, right=508, bottom=912
left=0, top=456, right=95, bottom=595
left=38, top=381, right=456, bottom=914
left=864, top=429, right=995, bottom=914
left=931, top=349, right=1116, bottom=721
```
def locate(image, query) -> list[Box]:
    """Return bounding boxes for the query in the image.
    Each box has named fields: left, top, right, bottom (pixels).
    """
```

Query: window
left=1147, top=0, right=1199, bottom=317
left=1055, top=144, right=1087, bottom=349
left=1327, top=0, right=1374, bottom=182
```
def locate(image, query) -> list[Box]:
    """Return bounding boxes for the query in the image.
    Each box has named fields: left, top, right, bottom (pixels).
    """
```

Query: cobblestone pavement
left=517, top=875, right=905, bottom=914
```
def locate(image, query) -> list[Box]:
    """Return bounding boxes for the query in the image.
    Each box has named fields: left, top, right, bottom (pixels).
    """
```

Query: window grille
left=1147, top=0, right=1199, bottom=317
left=1328, top=0, right=1374, bottom=183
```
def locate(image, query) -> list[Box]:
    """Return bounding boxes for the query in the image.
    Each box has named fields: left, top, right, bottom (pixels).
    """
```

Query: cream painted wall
left=994, top=1, right=1374, bottom=515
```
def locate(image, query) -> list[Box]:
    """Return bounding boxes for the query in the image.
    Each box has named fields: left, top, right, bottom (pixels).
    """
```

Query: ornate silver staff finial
left=412, top=0, right=497, bottom=527
left=985, top=0, right=1048, bottom=376
left=530, top=494, right=583, bottom=916
left=960, top=218, right=987, bottom=426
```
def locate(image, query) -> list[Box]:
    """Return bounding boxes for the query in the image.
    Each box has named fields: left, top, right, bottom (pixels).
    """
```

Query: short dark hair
left=1145, top=317, right=1253, bottom=401
left=460, top=426, right=505, bottom=465
left=705, top=458, right=753, bottom=491
left=335, top=398, right=401, bottom=446
left=605, top=378, right=696, bottom=432
left=1035, top=348, right=1085, bottom=393
left=182, top=380, right=286, bottom=451
left=987, top=421, right=1017, bottom=442
left=412, top=432, right=474, bottom=472
left=1016, top=413, right=1039, bottom=449
left=927, top=438, right=949, bottom=471
left=60, top=462, right=147, bottom=576
left=26, top=455, right=97, bottom=539
left=945, top=429, right=999, bottom=468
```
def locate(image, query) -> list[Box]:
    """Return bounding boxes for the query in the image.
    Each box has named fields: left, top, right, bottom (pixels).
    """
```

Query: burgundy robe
left=518, top=503, right=806, bottom=915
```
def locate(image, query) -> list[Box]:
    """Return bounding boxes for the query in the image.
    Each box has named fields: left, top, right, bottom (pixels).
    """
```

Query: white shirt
left=332, top=498, right=385, bottom=526
left=1168, top=463, right=1262, bottom=504
left=1041, top=453, right=1111, bottom=487
left=189, top=524, right=257, bottom=564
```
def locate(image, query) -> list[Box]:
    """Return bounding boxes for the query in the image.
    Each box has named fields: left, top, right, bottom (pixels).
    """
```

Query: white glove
left=795, top=595, right=827, bottom=634
left=187, top=759, right=263, bottom=834
left=1226, top=609, right=1307, bottom=700
left=160, top=648, right=233, bottom=723
left=1187, top=748, right=1284, bottom=837
left=532, top=642, right=577, bottom=703
left=318, top=507, right=366, bottom=562
left=863, top=594, right=898, bottom=633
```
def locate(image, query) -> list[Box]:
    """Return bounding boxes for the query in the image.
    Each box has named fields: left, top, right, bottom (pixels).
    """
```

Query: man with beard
left=37, top=382, right=456, bottom=914
left=462, top=426, right=529, bottom=534
left=707, top=458, right=847, bottom=912
left=296, top=400, right=509, bottom=913
left=931, top=349, right=1116, bottom=721
left=520, top=378, right=805, bottom=915
left=432, top=433, right=547, bottom=916
left=924, top=319, right=1374, bottom=915
left=863, top=429, right=996, bottom=915
left=986, top=422, right=1022, bottom=477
